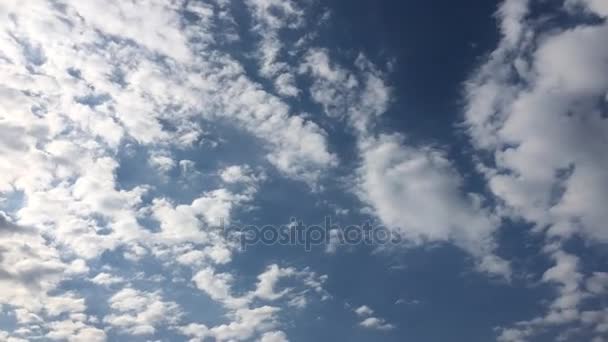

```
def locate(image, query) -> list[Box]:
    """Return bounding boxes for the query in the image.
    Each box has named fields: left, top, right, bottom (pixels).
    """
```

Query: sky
left=0, top=0, right=607, bottom=341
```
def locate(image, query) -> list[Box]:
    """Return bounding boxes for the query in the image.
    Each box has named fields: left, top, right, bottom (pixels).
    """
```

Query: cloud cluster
left=466, top=0, right=608, bottom=243
left=181, top=264, right=328, bottom=341
left=465, top=0, right=608, bottom=340
left=0, top=0, right=335, bottom=340
left=1, top=0, right=605, bottom=340
left=299, top=41, right=509, bottom=277
left=353, top=305, right=395, bottom=331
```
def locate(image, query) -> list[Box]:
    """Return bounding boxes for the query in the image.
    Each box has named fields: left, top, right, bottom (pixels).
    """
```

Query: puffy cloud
left=148, top=153, right=176, bottom=175
left=192, top=264, right=327, bottom=309
left=357, top=134, right=508, bottom=277
left=0, top=0, right=333, bottom=340
left=0, top=0, right=336, bottom=190
left=104, top=288, right=181, bottom=336
left=0, top=211, right=34, bottom=235
left=8, top=0, right=601, bottom=340
left=468, top=1, right=608, bottom=339
left=220, top=164, right=266, bottom=194
left=259, top=330, right=289, bottom=342
left=300, top=46, right=510, bottom=277
left=465, top=0, right=608, bottom=244
left=587, top=272, right=608, bottom=295
left=176, top=323, right=209, bottom=342
left=178, top=306, right=282, bottom=342
left=353, top=304, right=395, bottom=331
left=253, top=264, right=296, bottom=300
left=67, top=0, right=193, bottom=62
left=354, top=305, right=374, bottom=317
left=245, top=0, right=304, bottom=98
left=300, top=49, right=391, bottom=133
left=358, top=135, right=491, bottom=243
left=221, top=165, right=255, bottom=184
left=0, top=212, right=89, bottom=317
left=46, top=319, right=107, bottom=342
left=185, top=264, right=328, bottom=341
left=495, top=245, right=606, bottom=341
left=358, top=317, right=395, bottom=331
left=89, top=272, right=125, bottom=287
left=192, top=267, right=240, bottom=306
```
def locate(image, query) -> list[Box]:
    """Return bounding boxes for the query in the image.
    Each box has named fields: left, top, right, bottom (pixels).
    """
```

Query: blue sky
left=0, top=0, right=608, bottom=341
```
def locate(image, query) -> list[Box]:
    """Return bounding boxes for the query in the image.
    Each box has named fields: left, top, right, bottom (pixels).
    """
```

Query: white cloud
left=217, top=306, right=282, bottom=341
left=352, top=304, right=394, bottom=331
left=0, top=0, right=332, bottom=340
left=104, top=288, right=181, bottom=336
left=177, top=306, right=283, bottom=342
left=0, top=331, right=28, bottom=342
left=192, top=267, right=239, bottom=305
left=357, top=134, right=509, bottom=277
left=300, top=50, right=392, bottom=133
left=219, top=164, right=266, bottom=193
left=46, top=319, right=107, bottom=342
left=299, top=46, right=511, bottom=277
left=586, top=272, right=608, bottom=295
left=0, top=214, right=89, bottom=318
left=354, top=305, right=374, bottom=317
left=148, top=153, right=176, bottom=175
left=192, top=264, right=327, bottom=309
left=151, top=187, right=250, bottom=247
left=220, top=165, right=254, bottom=184
left=469, top=2, right=608, bottom=339
left=6, top=0, right=600, bottom=340
left=465, top=0, right=608, bottom=244
left=185, top=264, right=328, bottom=341
left=245, top=0, right=304, bottom=98
left=496, top=245, right=602, bottom=341
left=89, top=272, right=125, bottom=286
left=358, top=317, right=395, bottom=331
left=253, top=264, right=296, bottom=301
left=274, top=72, right=300, bottom=97
left=259, top=330, right=289, bottom=342
left=68, top=0, right=193, bottom=62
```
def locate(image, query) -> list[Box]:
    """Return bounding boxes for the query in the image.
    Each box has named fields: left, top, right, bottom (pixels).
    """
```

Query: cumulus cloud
left=45, top=319, right=107, bottom=342
left=357, top=134, right=508, bottom=276
left=465, top=0, right=608, bottom=244
left=353, top=304, right=395, bottom=331
left=354, top=305, right=374, bottom=317
left=358, top=317, right=396, bottom=331
left=300, top=49, right=391, bottom=133
left=246, top=0, right=304, bottom=97
left=89, top=272, right=125, bottom=287
left=496, top=245, right=604, bottom=342
left=466, top=0, right=608, bottom=339
left=6, top=0, right=603, bottom=340
left=185, top=264, right=328, bottom=341
left=0, top=0, right=340, bottom=339
left=178, top=306, right=282, bottom=342
left=299, top=45, right=510, bottom=277
left=104, top=288, right=181, bottom=336
left=259, top=330, right=289, bottom=342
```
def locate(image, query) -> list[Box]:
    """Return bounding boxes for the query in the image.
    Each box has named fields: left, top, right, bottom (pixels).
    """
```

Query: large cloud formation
left=0, top=0, right=332, bottom=340
left=465, top=0, right=608, bottom=340
left=1, top=0, right=606, bottom=341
